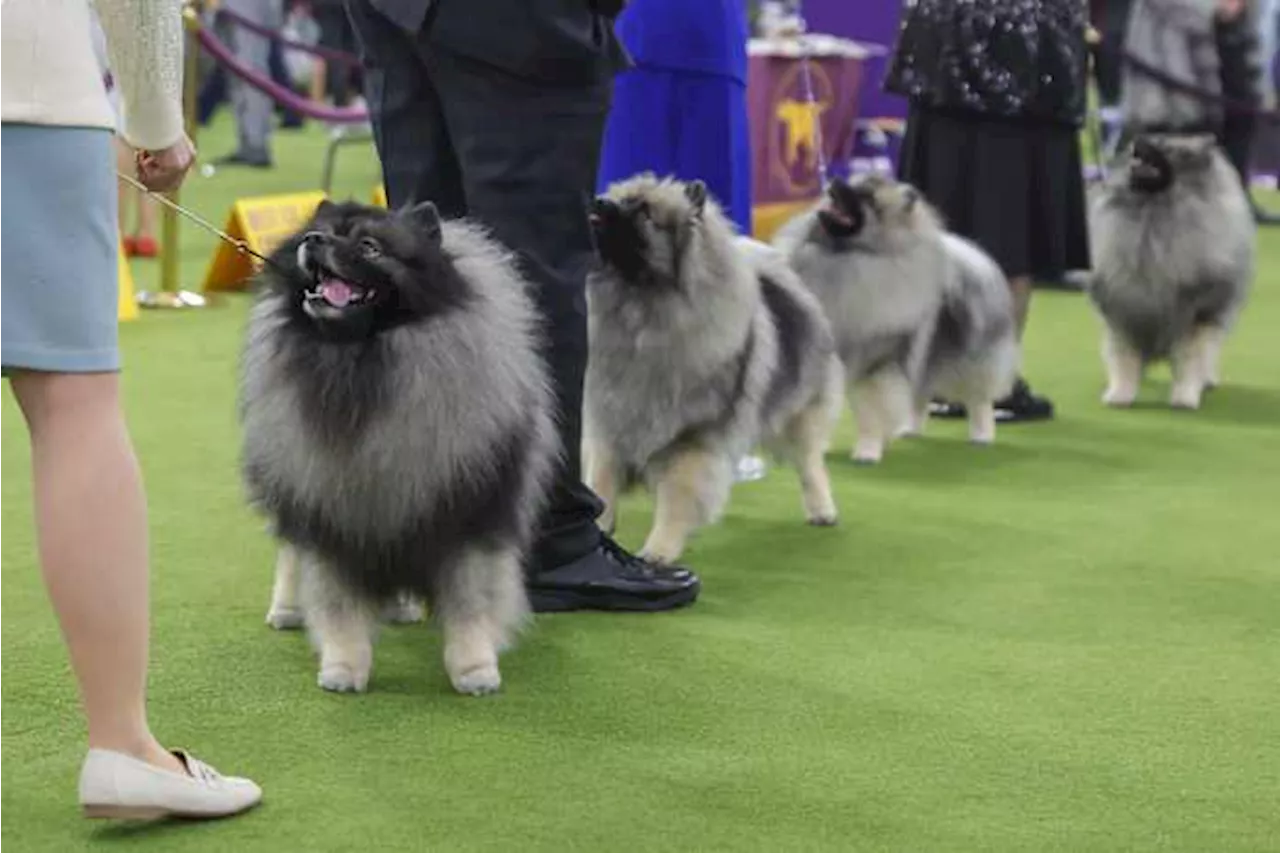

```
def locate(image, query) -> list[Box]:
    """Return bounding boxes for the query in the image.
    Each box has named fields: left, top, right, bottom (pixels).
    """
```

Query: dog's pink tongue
left=320, top=279, right=354, bottom=308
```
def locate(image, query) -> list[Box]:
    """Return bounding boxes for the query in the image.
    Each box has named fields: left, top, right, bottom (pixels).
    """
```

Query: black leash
left=116, top=171, right=285, bottom=272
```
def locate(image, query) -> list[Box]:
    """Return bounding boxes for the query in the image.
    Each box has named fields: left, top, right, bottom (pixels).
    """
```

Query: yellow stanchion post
left=139, top=2, right=211, bottom=310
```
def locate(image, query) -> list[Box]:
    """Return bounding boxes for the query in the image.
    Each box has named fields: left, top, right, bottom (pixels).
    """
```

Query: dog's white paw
left=851, top=450, right=882, bottom=465
left=265, top=606, right=305, bottom=631
left=1169, top=387, right=1203, bottom=410
left=807, top=514, right=838, bottom=527
left=381, top=598, right=424, bottom=625
left=969, top=425, right=996, bottom=446
left=1102, top=385, right=1137, bottom=407
left=450, top=664, right=501, bottom=697
left=896, top=423, right=923, bottom=439
left=317, top=663, right=369, bottom=693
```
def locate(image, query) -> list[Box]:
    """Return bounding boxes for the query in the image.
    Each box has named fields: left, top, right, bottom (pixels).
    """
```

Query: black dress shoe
left=994, top=378, right=1054, bottom=422
left=527, top=538, right=700, bottom=613
left=930, top=378, right=1054, bottom=423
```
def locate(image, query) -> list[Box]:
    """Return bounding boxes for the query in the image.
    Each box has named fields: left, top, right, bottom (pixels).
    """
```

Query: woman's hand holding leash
left=135, top=134, right=196, bottom=193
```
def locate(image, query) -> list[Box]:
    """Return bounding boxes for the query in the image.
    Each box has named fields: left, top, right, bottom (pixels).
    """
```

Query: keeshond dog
left=584, top=175, right=842, bottom=565
left=1089, top=134, right=1254, bottom=409
left=239, top=199, right=557, bottom=696
left=774, top=174, right=1018, bottom=463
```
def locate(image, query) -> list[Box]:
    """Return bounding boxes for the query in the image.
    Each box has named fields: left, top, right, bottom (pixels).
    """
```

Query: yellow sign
left=118, top=239, right=138, bottom=321
left=752, top=200, right=815, bottom=243
left=201, top=191, right=327, bottom=293
left=372, top=185, right=387, bottom=208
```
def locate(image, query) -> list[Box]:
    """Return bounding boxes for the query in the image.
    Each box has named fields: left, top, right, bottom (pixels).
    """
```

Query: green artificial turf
left=3, top=118, right=1279, bottom=852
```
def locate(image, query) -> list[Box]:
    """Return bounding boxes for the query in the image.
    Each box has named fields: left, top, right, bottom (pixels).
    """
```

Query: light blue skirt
left=1, top=123, right=121, bottom=373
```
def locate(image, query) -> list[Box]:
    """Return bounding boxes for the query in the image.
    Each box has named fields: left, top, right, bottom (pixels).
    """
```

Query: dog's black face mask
left=589, top=195, right=654, bottom=281
left=1128, top=138, right=1175, bottom=194
left=267, top=199, right=471, bottom=342
left=817, top=181, right=868, bottom=239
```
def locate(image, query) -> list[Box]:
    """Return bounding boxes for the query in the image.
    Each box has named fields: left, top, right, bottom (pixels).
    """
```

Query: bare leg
left=265, top=543, right=305, bottom=629
left=1101, top=330, right=1143, bottom=407
left=583, top=435, right=622, bottom=535
left=301, top=560, right=378, bottom=693
left=782, top=403, right=838, bottom=525
left=309, top=57, right=327, bottom=104
left=134, top=190, right=158, bottom=243
left=9, top=371, right=183, bottom=775
left=437, top=547, right=529, bottom=696
left=641, top=448, right=726, bottom=565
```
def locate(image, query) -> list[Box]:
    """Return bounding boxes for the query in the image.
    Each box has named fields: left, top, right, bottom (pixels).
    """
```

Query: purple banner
left=748, top=54, right=863, bottom=206
left=805, top=0, right=908, bottom=162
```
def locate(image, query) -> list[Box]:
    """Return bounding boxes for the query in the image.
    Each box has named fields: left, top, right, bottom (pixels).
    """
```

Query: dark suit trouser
left=347, top=0, right=608, bottom=574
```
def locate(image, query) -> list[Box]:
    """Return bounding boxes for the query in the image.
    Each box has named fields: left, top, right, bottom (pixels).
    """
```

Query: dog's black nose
left=588, top=197, right=616, bottom=221
left=302, top=231, right=326, bottom=246
left=1132, top=138, right=1159, bottom=163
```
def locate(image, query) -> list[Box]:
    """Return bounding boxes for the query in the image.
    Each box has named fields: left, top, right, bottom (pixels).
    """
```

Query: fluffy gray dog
left=774, top=174, right=1018, bottom=464
left=240, top=200, right=556, bottom=696
left=1089, top=134, right=1254, bottom=409
left=584, top=174, right=842, bottom=565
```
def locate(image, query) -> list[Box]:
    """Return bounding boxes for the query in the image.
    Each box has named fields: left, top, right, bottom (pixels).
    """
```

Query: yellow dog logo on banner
left=767, top=61, right=836, bottom=198
left=774, top=98, right=831, bottom=172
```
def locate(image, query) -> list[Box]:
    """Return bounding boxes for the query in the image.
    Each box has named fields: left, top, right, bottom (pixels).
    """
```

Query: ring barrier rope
left=196, top=26, right=370, bottom=123
left=1115, top=48, right=1280, bottom=124
left=216, top=6, right=362, bottom=68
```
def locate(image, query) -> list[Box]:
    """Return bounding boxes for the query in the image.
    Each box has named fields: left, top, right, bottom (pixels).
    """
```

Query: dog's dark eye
left=358, top=237, right=382, bottom=259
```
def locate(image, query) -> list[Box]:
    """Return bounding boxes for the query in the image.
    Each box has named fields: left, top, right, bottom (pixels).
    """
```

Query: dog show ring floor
left=3, top=119, right=1278, bottom=852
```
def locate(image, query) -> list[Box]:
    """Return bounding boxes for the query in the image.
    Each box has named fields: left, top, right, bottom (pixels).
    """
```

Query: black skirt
left=897, top=104, right=1091, bottom=280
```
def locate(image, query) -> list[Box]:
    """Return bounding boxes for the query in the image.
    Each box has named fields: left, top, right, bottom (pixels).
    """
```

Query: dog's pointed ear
left=684, top=180, right=708, bottom=216
left=401, top=201, right=442, bottom=245
left=314, top=198, right=338, bottom=218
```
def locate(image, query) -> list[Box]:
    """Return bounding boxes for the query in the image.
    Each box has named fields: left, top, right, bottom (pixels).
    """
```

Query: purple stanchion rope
left=216, top=7, right=362, bottom=67
left=197, top=26, right=370, bottom=123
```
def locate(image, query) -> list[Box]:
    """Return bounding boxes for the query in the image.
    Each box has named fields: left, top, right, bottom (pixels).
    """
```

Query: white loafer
left=79, top=748, right=262, bottom=820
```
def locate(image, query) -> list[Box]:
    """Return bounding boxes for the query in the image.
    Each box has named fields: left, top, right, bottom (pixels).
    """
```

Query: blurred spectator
left=215, top=0, right=284, bottom=167
left=310, top=0, right=360, bottom=107
left=1124, top=0, right=1274, bottom=220
left=886, top=0, right=1091, bottom=422
left=597, top=0, right=752, bottom=233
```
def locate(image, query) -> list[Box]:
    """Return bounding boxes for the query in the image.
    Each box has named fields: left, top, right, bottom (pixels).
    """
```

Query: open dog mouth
left=1128, top=154, right=1171, bottom=192
left=819, top=201, right=855, bottom=228
left=302, top=267, right=376, bottom=318
left=1130, top=159, right=1160, bottom=181
left=817, top=186, right=861, bottom=234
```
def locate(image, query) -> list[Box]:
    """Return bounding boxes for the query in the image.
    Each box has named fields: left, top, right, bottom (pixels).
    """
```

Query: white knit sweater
left=1, top=0, right=184, bottom=150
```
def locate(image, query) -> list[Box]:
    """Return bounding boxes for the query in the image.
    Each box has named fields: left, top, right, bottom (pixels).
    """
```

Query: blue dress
left=597, top=0, right=753, bottom=234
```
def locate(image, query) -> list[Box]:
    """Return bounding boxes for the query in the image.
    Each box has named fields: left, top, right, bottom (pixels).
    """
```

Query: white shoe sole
left=83, top=801, right=258, bottom=820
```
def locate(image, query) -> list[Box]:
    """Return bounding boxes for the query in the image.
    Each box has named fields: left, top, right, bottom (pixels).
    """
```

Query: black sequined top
left=884, top=0, right=1090, bottom=127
